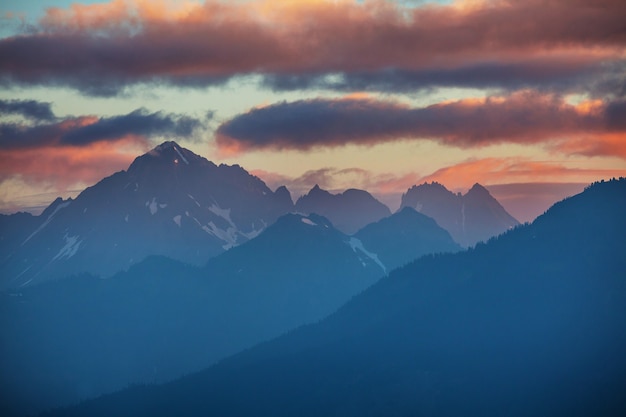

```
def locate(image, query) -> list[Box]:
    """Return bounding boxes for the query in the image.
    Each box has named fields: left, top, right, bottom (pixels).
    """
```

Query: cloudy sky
left=1, top=0, right=625, bottom=221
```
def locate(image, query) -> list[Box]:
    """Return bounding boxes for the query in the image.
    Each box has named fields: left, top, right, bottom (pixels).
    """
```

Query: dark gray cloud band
left=0, top=0, right=624, bottom=96
left=0, top=99, right=55, bottom=121
left=216, top=95, right=626, bottom=156
left=0, top=106, right=204, bottom=150
left=263, top=60, right=626, bottom=98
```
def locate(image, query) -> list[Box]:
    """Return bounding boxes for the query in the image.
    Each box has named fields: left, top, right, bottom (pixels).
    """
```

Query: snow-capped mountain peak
left=1, top=142, right=294, bottom=289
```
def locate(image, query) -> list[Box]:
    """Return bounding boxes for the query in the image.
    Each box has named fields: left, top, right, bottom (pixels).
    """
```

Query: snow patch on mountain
left=348, top=237, right=387, bottom=274
left=191, top=212, right=239, bottom=249
left=240, top=219, right=266, bottom=240
left=208, top=204, right=234, bottom=226
left=301, top=218, right=317, bottom=226
left=188, top=194, right=201, bottom=207
left=52, top=234, right=82, bottom=261
left=189, top=215, right=202, bottom=228
left=241, top=227, right=264, bottom=240
left=174, top=146, right=189, bottom=165
left=148, top=198, right=158, bottom=215
left=12, top=266, right=32, bottom=284
left=202, top=222, right=238, bottom=249
left=22, top=200, right=72, bottom=245
left=144, top=198, right=166, bottom=214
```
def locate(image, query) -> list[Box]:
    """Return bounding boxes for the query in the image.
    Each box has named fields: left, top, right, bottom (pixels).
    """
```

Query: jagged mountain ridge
left=400, top=182, right=519, bottom=247
left=49, top=179, right=626, bottom=417
left=1, top=144, right=522, bottom=289
left=295, top=185, right=391, bottom=234
left=0, top=141, right=294, bottom=289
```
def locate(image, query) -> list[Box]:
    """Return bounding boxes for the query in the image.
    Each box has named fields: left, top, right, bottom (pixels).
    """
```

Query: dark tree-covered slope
left=51, top=179, right=626, bottom=417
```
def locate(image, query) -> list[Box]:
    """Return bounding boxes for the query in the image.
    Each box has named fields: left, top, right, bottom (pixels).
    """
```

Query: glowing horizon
left=1, top=0, right=625, bottom=221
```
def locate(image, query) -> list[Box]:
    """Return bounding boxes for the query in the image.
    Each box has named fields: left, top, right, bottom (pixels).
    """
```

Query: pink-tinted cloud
left=253, top=158, right=626, bottom=216
left=0, top=0, right=624, bottom=94
left=485, top=182, right=589, bottom=223
left=252, top=166, right=420, bottom=211
left=216, top=93, right=626, bottom=158
left=263, top=58, right=626, bottom=97
left=552, top=133, right=626, bottom=159
left=0, top=100, right=207, bottom=195
left=0, top=139, right=144, bottom=191
left=251, top=167, right=378, bottom=199
left=417, top=158, right=626, bottom=191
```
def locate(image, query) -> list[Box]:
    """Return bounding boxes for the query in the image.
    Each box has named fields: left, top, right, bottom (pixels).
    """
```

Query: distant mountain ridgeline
left=0, top=141, right=545, bottom=416
left=400, top=182, right=519, bottom=247
left=0, top=142, right=293, bottom=289
left=294, top=184, right=391, bottom=234
left=0, top=142, right=518, bottom=291
left=43, top=178, right=626, bottom=417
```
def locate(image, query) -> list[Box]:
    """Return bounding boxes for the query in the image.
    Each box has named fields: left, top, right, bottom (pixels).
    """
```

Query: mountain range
left=1, top=142, right=516, bottom=290
left=401, top=181, right=519, bottom=247
left=1, top=141, right=543, bottom=416
left=294, top=185, right=391, bottom=234
left=43, top=178, right=626, bottom=417
left=0, top=207, right=460, bottom=416
left=0, top=142, right=292, bottom=289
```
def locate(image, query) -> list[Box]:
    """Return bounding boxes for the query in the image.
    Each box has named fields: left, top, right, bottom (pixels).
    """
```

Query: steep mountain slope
left=353, top=207, right=461, bottom=271
left=202, top=213, right=386, bottom=320
left=295, top=185, right=391, bottom=234
left=57, top=179, right=626, bottom=417
left=400, top=182, right=519, bottom=247
left=0, top=209, right=42, bottom=262
left=0, top=142, right=293, bottom=289
left=0, top=213, right=385, bottom=417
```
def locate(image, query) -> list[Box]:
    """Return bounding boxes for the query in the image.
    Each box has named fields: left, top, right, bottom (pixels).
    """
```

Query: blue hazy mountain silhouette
left=2, top=209, right=419, bottom=416
left=43, top=179, right=626, bottom=417
left=295, top=184, right=391, bottom=234
left=0, top=142, right=294, bottom=289
left=353, top=207, right=461, bottom=270
left=0, top=205, right=464, bottom=416
left=400, top=182, right=519, bottom=247
left=1, top=141, right=607, bottom=416
left=1, top=145, right=518, bottom=291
